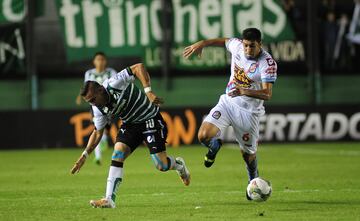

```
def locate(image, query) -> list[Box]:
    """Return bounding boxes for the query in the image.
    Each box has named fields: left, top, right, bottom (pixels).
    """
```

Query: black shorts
left=116, top=113, right=168, bottom=154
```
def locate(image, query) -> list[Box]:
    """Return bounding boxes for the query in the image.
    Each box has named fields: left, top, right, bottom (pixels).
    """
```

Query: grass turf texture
left=0, top=143, right=360, bottom=221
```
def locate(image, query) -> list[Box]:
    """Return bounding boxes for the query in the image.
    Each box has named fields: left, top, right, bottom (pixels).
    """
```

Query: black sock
left=243, top=154, right=258, bottom=181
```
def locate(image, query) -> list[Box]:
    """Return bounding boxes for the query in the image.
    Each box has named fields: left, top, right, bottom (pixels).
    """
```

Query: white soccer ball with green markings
left=246, top=177, right=272, bottom=202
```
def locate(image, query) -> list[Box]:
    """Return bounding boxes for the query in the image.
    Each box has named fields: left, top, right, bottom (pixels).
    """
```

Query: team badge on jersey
left=212, top=111, right=221, bottom=120
left=249, top=63, right=257, bottom=73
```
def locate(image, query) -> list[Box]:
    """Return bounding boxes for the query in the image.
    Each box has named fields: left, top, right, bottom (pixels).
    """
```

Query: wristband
left=144, top=87, right=152, bottom=93
left=82, top=150, right=89, bottom=158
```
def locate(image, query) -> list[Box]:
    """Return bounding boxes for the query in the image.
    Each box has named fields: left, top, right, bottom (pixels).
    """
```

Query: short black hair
left=93, top=51, right=106, bottom=60
left=242, top=28, right=262, bottom=43
left=80, top=81, right=101, bottom=97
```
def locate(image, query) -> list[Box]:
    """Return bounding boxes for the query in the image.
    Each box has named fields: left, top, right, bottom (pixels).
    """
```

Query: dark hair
left=80, top=81, right=101, bottom=97
left=93, top=51, right=106, bottom=60
left=242, top=28, right=262, bottom=43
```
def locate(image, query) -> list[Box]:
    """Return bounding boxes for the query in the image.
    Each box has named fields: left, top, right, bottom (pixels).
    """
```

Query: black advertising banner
left=0, top=108, right=206, bottom=149
left=248, top=106, right=360, bottom=143
left=1, top=106, right=360, bottom=149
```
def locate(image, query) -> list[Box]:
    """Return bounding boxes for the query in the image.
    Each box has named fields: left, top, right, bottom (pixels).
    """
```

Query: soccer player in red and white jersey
left=183, top=28, right=277, bottom=200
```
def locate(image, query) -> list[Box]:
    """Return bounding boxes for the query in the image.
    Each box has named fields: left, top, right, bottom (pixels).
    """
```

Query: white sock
left=101, top=133, right=108, bottom=143
left=171, top=157, right=183, bottom=171
left=105, top=165, right=123, bottom=202
left=94, top=145, right=101, bottom=160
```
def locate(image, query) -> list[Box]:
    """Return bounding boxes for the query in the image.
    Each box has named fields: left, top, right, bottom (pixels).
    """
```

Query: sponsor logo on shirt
left=233, top=64, right=253, bottom=88
left=147, top=135, right=155, bottom=143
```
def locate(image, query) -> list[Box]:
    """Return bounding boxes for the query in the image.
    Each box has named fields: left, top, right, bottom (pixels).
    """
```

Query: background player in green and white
left=70, top=63, right=191, bottom=208
left=183, top=28, right=277, bottom=200
left=76, top=52, right=117, bottom=165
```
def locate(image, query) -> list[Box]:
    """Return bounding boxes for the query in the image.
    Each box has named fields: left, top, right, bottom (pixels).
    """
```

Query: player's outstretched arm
left=70, top=128, right=104, bottom=174
left=75, top=95, right=82, bottom=105
left=183, top=38, right=229, bottom=59
left=130, top=63, right=164, bottom=106
left=228, top=82, right=273, bottom=101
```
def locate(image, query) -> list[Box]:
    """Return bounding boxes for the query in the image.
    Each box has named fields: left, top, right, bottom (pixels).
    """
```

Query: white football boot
left=90, top=198, right=115, bottom=208
left=175, top=157, right=191, bottom=186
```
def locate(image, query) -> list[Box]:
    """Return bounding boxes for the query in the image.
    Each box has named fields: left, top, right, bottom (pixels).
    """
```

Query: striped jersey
left=84, top=67, right=117, bottom=84
left=225, top=38, right=277, bottom=114
left=92, top=67, right=159, bottom=130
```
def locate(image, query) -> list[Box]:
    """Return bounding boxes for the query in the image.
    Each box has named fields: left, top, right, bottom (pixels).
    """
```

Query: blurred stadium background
left=1, top=0, right=360, bottom=220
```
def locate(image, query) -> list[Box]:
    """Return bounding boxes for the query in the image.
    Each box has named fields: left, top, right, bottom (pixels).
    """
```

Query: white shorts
left=204, top=95, right=262, bottom=154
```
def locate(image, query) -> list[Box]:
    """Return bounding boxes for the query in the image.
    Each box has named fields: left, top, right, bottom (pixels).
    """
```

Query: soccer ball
left=246, top=177, right=272, bottom=202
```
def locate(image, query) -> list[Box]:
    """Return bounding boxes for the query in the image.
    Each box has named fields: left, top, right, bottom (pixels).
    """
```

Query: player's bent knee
left=242, top=152, right=256, bottom=163
left=198, top=123, right=219, bottom=144
left=112, top=150, right=126, bottom=162
left=113, top=142, right=130, bottom=161
left=198, top=128, right=211, bottom=144
left=150, top=154, right=170, bottom=172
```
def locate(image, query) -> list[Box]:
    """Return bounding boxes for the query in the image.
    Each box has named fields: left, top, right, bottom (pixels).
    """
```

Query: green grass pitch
left=0, top=143, right=360, bottom=221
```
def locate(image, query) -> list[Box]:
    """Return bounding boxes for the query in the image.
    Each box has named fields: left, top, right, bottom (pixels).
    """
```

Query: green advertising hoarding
left=56, top=0, right=295, bottom=69
left=0, top=0, right=25, bottom=24
left=0, top=0, right=25, bottom=76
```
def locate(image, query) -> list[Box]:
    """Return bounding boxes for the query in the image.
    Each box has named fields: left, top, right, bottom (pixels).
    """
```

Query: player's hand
left=228, top=89, right=240, bottom=97
left=228, top=86, right=245, bottom=97
left=183, top=41, right=205, bottom=59
left=75, top=95, right=82, bottom=105
left=146, top=91, right=164, bottom=106
left=70, top=154, right=87, bottom=174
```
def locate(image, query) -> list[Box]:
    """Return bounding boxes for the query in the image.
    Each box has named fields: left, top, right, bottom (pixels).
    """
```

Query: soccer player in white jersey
left=76, top=52, right=117, bottom=165
left=183, top=28, right=277, bottom=200
left=70, top=63, right=191, bottom=208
